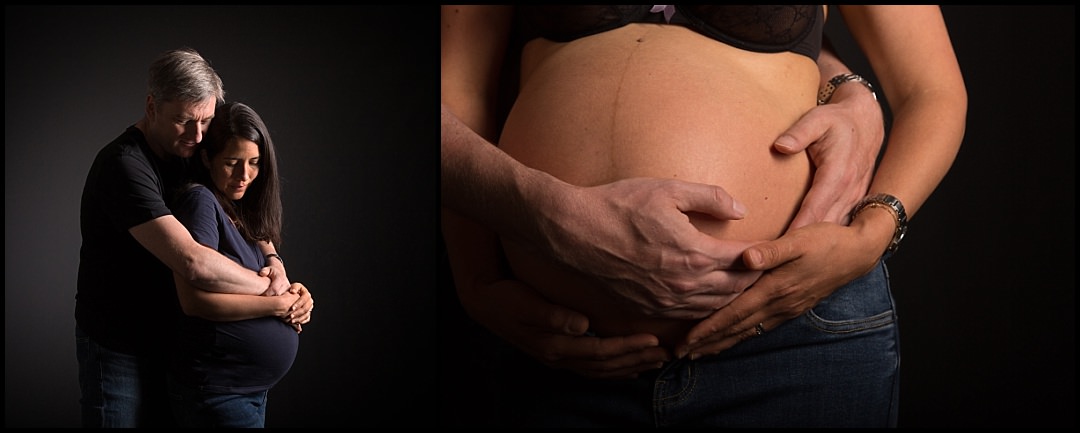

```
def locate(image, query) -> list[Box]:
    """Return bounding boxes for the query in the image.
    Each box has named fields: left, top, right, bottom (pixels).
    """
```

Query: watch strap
left=818, top=73, right=878, bottom=106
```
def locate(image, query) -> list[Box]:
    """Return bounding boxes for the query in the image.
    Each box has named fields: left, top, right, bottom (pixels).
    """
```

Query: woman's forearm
left=843, top=5, right=967, bottom=219
left=175, top=273, right=293, bottom=321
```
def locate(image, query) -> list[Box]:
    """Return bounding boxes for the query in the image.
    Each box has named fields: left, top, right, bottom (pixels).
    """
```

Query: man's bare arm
left=130, top=215, right=278, bottom=296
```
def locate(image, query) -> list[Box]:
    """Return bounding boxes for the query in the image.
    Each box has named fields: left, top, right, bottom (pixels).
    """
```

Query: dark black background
left=6, top=5, right=1074, bottom=429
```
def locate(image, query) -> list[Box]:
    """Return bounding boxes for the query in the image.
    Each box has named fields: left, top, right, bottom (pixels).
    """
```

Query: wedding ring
left=754, top=323, right=766, bottom=336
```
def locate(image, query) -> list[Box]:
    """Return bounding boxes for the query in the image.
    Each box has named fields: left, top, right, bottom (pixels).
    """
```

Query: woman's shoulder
left=179, top=182, right=212, bottom=196
left=173, top=183, right=218, bottom=209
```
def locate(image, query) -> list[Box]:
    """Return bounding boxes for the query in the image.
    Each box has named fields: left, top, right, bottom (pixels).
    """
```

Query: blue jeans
left=167, top=376, right=268, bottom=428
left=75, top=325, right=176, bottom=428
left=499, top=262, right=901, bottom=428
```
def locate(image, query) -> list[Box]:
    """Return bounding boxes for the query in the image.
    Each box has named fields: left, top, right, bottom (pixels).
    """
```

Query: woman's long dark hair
left=195, top=101, right=283, bottom=246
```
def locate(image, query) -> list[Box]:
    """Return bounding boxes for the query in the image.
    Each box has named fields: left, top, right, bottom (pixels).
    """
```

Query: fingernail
left=675, top=349, right=688, bottom=359
left=744, top=248, right=761, bottom=268
left=774, top=135, right=796, bottom=152
left=732, top=200, right=747, bottom=217
left=689, top=353, right=700, bottom=361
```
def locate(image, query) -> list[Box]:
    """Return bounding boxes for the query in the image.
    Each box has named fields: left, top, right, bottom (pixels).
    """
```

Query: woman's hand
left=460, top=277, right=672, bottom=379
left=674, top=219, right=889, bottom=359
left=281, top=282, right=313, bottom=333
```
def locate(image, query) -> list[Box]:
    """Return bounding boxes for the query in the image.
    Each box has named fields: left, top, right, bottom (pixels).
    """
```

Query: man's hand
left=774, top=85, right=885, bottom=231
left=534, top=178, right=765, bottom=320
left=460, top=278, right=671, bottom=380
left=259, top=259, right=291, bottom=296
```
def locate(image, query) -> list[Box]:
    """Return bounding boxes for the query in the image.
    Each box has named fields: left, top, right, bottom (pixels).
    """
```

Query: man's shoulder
left=93, top=127, right=149, bottom=166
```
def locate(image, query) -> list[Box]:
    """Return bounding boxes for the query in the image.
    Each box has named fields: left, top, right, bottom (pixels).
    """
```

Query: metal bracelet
left=817, top=73, right=878, bottom=106
left=850, top=193, right=908, bottom=259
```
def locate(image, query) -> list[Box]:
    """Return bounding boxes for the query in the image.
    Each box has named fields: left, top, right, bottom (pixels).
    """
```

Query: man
left=75, top=48, right=311, bottom=427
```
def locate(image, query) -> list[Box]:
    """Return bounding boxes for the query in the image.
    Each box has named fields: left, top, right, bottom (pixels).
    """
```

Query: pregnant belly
left=174, top=317, right=300, bottom=389
left=213, top=318, right=299, bottom=385
left=498, top=26, right=816, bottom=348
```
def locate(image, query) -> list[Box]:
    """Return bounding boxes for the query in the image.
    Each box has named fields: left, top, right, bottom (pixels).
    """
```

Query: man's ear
left=145, top=95, right=156, bottom=121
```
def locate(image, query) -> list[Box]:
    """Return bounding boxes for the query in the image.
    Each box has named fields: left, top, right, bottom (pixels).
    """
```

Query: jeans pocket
left=805, top=262, right=896, bottom=334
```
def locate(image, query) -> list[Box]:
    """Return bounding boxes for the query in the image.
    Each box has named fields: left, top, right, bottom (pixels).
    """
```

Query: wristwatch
left=818, top=73, right=878, bottom=106
left=850, top=193, right=908, bottom=259
left=266, top=253, right=284, bottom=266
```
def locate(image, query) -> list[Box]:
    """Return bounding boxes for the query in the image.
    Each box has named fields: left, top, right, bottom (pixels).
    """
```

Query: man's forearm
left=130, top=215, right=271, bottom=296
left=440, top=103, right=567, bottom=250
left=817, top=36, right=851, bottom=84
left=188, top=244, right=270, bottom=295
left=816, top=36, right=880, bottom=106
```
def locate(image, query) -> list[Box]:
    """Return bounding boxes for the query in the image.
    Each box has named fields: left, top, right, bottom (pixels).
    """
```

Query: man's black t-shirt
left=76, top=125, right=188, bottom=355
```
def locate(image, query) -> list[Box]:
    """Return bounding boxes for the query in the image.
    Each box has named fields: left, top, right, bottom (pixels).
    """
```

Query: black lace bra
left=517, top=5, right=824, bottom=60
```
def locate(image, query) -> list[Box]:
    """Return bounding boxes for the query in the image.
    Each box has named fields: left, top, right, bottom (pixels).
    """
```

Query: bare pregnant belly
left=499, top=25, right=817, bottom=347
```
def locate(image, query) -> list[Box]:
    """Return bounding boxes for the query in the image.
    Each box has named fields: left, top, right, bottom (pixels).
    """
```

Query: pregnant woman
left=167, top=102, right=311, bottom=427
left=442, top=5, right=966, bottom=427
